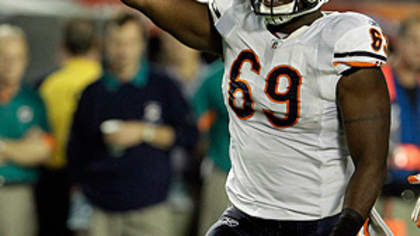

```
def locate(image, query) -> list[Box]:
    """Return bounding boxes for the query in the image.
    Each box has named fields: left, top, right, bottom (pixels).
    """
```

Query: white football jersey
left=208, top=0, right=388, bottom=221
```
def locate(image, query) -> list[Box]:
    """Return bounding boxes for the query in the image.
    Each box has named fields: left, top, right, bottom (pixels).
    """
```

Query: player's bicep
left=121, top=0, right=222, bottom=54
left=337, top=67, right=390, bottom=165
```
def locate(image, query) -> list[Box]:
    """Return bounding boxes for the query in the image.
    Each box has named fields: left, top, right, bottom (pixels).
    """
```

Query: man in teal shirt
left=192, top=59, right=231, bottom=235
left=0, top=24, right=52, bottom=236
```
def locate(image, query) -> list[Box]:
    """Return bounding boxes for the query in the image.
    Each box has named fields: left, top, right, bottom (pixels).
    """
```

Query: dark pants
left=35, top=168, right=73, bottom=236
left=206, top=206, right=339, bottom=236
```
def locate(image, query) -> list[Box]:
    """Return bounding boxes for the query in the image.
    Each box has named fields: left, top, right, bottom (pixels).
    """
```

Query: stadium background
left=0, top=0, right=419, bottom=235
left=0, top=0, right=419, bottom=88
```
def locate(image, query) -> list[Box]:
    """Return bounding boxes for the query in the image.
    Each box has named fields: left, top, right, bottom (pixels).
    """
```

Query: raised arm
left=330, top=67, right=390, bottom=236
left=121, top=0, right=222, bottom=54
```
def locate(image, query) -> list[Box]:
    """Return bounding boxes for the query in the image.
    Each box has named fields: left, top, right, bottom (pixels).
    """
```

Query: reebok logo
left=220, top=216, right=239, bottom=227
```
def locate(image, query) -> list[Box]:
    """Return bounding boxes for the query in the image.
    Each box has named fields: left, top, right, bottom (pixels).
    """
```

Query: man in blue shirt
left=381, top=17, right=420, bottom=235
left=67, top=14, right=198, bottom=236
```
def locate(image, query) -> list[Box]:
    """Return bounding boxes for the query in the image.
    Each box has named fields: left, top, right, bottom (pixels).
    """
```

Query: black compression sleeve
left=329, top=208, right=366, bottom=236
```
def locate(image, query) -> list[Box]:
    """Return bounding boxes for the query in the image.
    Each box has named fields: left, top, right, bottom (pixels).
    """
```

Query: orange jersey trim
left=333, top=61, right=378, bottom=68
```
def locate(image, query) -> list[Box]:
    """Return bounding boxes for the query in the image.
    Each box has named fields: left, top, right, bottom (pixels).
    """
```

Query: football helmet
left=250, top=0, right=329, bottom=25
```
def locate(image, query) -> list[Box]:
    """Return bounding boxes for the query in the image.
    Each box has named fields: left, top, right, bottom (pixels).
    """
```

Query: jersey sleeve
left=332, top=20, right=388, bottom=74
left=208, top=0, right=237, bottom=37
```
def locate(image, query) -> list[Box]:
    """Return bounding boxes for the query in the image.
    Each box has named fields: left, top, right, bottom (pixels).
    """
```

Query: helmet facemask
left=250, top=0, right=328, bottom=25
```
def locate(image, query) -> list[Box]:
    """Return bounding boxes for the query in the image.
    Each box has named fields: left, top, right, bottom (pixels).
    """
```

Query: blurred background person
left=191, top=58, right=231, bottom=236
left=154, top=31, right=203, bottom=236
left=67, top=14, right=198, bottom=236
left=0, top=24, right=53, bottom=236
left=157, top=31, right=202, bottom=95
left=147, top=29, right=204, bottom=235
left=36, top=18, right=101, bottom=236
left=381, top=17, right=420, bottom=236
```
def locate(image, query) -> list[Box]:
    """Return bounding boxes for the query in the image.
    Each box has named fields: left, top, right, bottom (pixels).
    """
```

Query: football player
left=120, top=0, right=392, bottom=235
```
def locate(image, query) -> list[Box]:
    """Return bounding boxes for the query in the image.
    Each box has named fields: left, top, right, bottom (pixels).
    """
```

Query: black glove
left=329, top=208, right=365, bottom=236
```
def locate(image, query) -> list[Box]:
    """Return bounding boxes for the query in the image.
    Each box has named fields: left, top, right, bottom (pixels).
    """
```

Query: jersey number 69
left=228, top=50, right=302, bottom=129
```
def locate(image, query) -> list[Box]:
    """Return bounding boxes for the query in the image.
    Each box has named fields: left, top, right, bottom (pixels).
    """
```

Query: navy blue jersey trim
left=334, top=51, right=387, bottom=62
left=211, top=1, right=221, bottom=19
